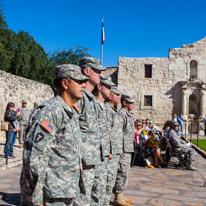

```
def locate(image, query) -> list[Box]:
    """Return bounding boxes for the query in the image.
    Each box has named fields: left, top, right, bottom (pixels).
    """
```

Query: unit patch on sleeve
left=40, top=119, right=54, bottom=133
left=35, top=132, right=44, bottom=143
left=119, top=117, right=123, bottom=123
left=73, top=102, right=81, bottom=112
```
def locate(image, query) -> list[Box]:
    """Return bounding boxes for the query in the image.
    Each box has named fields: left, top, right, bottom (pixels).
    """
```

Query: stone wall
left=0, top=71, right=54, bottom=141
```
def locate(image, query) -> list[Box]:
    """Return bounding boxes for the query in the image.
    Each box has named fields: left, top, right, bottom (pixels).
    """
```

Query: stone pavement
left=0, top=151, right=206, bottom=206
left=0, top=139, right=23, bottom=172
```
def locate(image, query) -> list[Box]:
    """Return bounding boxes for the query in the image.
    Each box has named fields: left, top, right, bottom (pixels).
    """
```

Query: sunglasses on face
left=10, top=106, right=15, bottom=108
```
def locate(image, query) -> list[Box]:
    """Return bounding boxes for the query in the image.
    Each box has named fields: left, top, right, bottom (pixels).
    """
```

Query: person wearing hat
left=113, top=94, right=135, bottom=205
left=20, top=64, right=89, bottom=206
left=18, top=100, right=31, bottom=148
left=90, top=75, right=115, bottom=206
left=73, top=57, right=106, bottom=206
left=103, top=86, right=125, bottom=206
left=168, top=121, right=198, bottom=171
left=31, top=102, right=39, bottom=113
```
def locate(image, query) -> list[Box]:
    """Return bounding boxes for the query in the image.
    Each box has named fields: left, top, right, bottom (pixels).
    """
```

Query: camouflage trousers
left=103, top=154, right=120, bottom=206
left=19, top=124, right=27, bottom=144
left=113, top=152, right=132, bottom=194
left=73, top=165, right=95, bottom=206
left=90, top=157, right=109, bottom=206
left=21, top=194, right=73, bottom=206
left=179, top=147, right=195, bottom=162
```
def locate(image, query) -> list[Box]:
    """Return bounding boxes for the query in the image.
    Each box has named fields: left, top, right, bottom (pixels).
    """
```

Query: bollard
left=185, top=122, right=186, bottom=140
left=6, top=125, right=10, bottom=165
left=197, top=122, right=199, bottom=147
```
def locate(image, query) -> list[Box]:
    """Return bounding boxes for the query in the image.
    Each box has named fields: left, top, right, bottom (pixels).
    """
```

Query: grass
left=191, top=139, right=206, bottom=151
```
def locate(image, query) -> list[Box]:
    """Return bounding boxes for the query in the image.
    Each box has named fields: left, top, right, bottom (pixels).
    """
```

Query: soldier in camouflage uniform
left=113, top=94, right=135, bottom=206
left=103, top=86, right=124, bottom=206
left=31, top=102, right=38, bottom=113
left=20, top=64, right=89, bottom=206
left=19, top=100, right=31, bottom=148
left=90, top=75, right=115, bottom=206
left=73, top=57, right=106, bottom=206
left=168, top=121, right=198, bottom=171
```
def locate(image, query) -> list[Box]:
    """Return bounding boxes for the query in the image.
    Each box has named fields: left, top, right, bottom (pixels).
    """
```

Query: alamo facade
left=104, top=37, right=206, bottom=134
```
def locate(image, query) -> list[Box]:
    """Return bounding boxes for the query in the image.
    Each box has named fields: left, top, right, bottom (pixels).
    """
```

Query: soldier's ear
left=61, top=79, right=70, bottom=90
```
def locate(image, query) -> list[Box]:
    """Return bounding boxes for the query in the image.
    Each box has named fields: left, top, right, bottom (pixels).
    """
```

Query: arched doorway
left=189, top=94, right=197, bottom=114
left=190, top=60, right=198, bottom=78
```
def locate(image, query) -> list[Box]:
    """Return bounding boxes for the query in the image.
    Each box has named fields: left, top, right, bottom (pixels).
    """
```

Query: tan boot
left=121, top=192, right=134, bottom=204
left=114, top=193, right=131, bottom=206
left=19, top=144, right=24, bottom=148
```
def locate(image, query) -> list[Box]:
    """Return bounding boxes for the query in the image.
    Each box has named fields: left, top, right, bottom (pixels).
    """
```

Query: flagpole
left=100, top=15, right=104, bottom=65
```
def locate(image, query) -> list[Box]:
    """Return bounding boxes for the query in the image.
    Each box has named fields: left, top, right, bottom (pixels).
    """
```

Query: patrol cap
left=121, top=94, right=135, bottom=103
left=79, top=57, right=106, bottom=71
left=34, top=102, right=38, bottom=106
left=100, top=75, right=115, bottom=86
left=171, top=121, right=179, bottom=126
left=111, top=86, right=122, bottom=95
left=54, top=64, right=89, bottom=81
left=22, top=100, right=27, bottom=104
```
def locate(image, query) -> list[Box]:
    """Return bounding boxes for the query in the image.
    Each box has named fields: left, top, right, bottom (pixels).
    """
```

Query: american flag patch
left=73, top=102, right=81, bottom=112
left=40, top=119, right=54, bottom=133
left=119, top=117, right=123, bottom=123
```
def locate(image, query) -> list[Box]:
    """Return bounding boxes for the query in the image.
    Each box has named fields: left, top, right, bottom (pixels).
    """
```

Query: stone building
left=0, top=71, right=54, bottom=141
left=104, top=37, right=206, bottom=134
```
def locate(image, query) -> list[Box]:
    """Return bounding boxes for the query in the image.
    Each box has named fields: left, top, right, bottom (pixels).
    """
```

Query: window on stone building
left=190, top=60, right=198, bottom=78
left=144, top=95, right=152, bottom=106
left=189, top=94, right=197, bottom=114
left=145, top=65, right=152, bottom=78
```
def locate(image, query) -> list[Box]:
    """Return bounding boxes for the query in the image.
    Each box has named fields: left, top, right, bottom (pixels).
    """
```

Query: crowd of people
left=133, top=118, right=198, bottom=171
left=2, top=57, right=198, bottom=206
left=3, top=101, right=38, bottom=158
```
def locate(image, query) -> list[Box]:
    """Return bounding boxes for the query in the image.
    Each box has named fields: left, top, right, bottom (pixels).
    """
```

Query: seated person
left=138, top=125, right=167, bottom=168
left=168, top=121, right=198, bottom=171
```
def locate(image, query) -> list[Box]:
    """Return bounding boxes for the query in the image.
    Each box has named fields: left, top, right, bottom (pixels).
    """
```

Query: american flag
left=102, top=22, right=105, bottom=45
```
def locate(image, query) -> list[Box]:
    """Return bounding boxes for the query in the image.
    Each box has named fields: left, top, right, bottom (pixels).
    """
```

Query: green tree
left=50, top=46, right=91, bottom=66
left=0, top=4, right=8, bottom=29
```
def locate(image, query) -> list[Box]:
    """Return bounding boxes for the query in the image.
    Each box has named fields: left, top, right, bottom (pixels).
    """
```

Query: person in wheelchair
left=168, top=121, right=198, bottom=171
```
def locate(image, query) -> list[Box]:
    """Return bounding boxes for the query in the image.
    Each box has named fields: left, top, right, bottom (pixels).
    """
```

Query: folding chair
left=165, top=137, right=188, bottom=170
left=131, top=143, right=146, bottom=167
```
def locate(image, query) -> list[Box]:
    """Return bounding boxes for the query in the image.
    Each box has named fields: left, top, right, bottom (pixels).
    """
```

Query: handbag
left=1, top=120, right=9, bottom=131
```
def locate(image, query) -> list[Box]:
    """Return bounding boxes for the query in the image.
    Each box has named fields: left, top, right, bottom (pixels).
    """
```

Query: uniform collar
left=56, top=95, right=74, bottom=118
left=122, top=107, right=132, bottom=117
left=105, top=102, right=117, bottom=112
left=95, top=98, right=105, bottom=110
left=84, top=88, right=94, bottom=100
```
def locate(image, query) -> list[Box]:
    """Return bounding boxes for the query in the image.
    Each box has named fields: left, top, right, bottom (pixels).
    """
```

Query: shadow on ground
left=0, top=192, right=21, bottom=206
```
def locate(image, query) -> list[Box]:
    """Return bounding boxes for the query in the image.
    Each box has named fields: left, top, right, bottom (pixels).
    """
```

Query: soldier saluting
left=20, top=64, right=88, bottom=206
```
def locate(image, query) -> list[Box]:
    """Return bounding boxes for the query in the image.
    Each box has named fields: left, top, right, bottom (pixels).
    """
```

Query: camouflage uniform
left=20, top=64, right=89, bottom=206
left=19, top=102, right=31, bottom=144
left=30, top=102, right=38, bottom=113
left=113, top=95, right=135, bottom=194
left=73, top=57, right=106, bottom=206
left=168, top=129, right=195, bottom=162
left=103, top=99, right=123, bottom=206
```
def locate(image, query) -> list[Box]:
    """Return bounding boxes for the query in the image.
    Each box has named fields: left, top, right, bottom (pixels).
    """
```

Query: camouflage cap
left=79, top=57, right=106, bottom=71
left=54, top=64, right=89, bottom=81
left=111, top=86, right=122, bottom=95
left=34, top=102, right=38, bottom=106
left=100, top=75, right=115, bottom=86
left=22, top=100, right=27, bottom=104
left=171, top=121, right=179, bottom=126
left=121, top=94, right=135, bottom=103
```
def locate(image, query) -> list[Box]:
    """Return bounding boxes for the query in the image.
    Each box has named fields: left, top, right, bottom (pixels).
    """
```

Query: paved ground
left=0, top=139, right=23, bottom=172
left=0, top=151, right=206, bottom=206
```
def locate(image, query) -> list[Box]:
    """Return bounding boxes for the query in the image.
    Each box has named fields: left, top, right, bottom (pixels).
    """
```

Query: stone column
left=181, top=89, right=187, bottom=119
left=200, top=90, right=206, bottom=118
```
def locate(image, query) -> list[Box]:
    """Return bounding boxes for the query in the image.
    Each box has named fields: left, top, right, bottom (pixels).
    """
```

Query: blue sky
left=2, top=0, right=206, bottom=66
